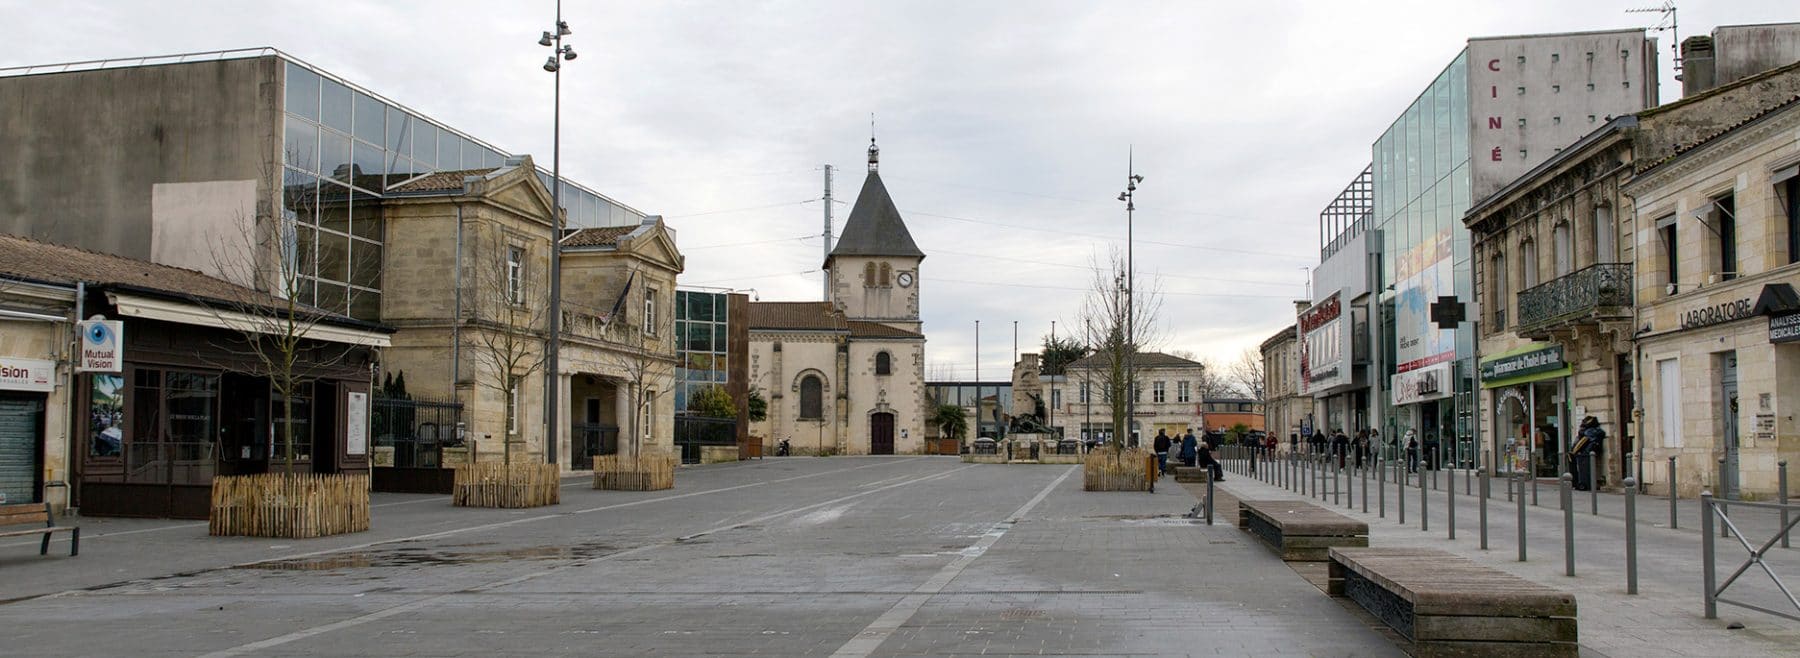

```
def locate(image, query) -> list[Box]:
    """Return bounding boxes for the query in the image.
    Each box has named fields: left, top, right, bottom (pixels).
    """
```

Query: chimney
left=1294, top=299, right=1313, bottom=315
left=1680, top=35, right=1716, bottom=97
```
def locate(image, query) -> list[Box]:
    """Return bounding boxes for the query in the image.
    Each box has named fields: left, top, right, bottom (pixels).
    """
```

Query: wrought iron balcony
left=1516, top=262, right=1633, bottom=337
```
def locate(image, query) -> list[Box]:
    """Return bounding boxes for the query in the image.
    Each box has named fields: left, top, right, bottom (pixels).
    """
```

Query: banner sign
left=77, top=320, right=123, bottom=373
left=1298, top=292, right=1349, bottom=395
left=1392, top=361, right=1454, bottom=406
left=0, top=357, right=55, bottom=392
left=1480, top=344, right=1565, bottom=382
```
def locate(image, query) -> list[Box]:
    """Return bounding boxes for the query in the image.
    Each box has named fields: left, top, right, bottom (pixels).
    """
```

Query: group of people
left=1152, top=428, right=1223, bottom=481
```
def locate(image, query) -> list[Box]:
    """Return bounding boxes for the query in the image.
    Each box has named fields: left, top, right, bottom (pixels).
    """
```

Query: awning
left=108, top=292, right=391, bottom=348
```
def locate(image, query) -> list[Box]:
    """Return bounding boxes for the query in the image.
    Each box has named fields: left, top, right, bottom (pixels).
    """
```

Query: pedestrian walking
left=1153, top=429, right=1172, bottom=476
left=1423, top=432, right=1441, bottom=471
left=1289, top=432, right=1299, bottom=455
left=1332, top=429, right=1350, bottom=469
left=1180, top=429, right=1199, bottom=468
left=1405, top=429, right=1420, bottom=474
left=1353, top=430, right=1368, bottom=470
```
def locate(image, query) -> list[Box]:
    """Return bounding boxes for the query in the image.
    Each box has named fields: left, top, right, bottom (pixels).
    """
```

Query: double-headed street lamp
left=1117, top=153, right=1143, bottom=446
left=540, top=2, right=575, bottom=464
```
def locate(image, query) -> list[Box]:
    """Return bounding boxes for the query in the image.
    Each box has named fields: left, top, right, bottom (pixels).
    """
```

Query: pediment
left=477, top=166, right=560, bottom=229
left=617, top=224, right=686, bottom=274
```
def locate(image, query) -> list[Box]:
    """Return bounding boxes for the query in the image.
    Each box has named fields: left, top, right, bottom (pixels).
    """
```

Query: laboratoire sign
left=1679, top=298, right=1754, bottom=331
left=1480, top=345, right=1564, bottom=382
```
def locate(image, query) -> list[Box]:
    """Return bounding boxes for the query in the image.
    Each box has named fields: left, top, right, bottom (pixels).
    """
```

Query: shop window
left=799, top=375, right=823, bottom=420
left=1714, top=193, right=1737, bottom=280
left=271, top=380, right=310, bottom=463
left=87, top=374, right=125, bottom=458
left=1553, top=221, right=1572, bottom=276
left=1659, top=217, right=1679, bottom=289
left=1658, top=358, right=1682, bottom=448
left=875, top=351, right=891, bottom=376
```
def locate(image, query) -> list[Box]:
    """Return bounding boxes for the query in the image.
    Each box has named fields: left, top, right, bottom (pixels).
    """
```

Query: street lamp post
left=540, top=2, right=576, bottom=464
left=1117, top=152, right=1143, bottom=447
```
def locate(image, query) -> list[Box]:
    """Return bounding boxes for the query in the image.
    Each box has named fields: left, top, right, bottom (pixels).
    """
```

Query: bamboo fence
left=452, top=462, right=562, bottom=508
left=1083, top=448, right=1155, bottom=492
left=209, top=473, right=371, bottom=538
left=593, top=454, right=677, bottom=491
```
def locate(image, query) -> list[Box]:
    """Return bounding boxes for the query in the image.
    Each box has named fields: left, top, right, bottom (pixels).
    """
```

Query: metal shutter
left=0, top=396, right=44, bottom=504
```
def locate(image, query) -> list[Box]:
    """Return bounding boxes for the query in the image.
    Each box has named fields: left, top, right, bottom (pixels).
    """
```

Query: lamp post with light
left=539, top=2, right=575, bottom=464
left=1117, top=154, right=1143, bottom=447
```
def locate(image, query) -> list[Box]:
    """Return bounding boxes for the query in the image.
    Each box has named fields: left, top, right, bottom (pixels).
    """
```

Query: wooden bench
left=1328, top=547, right=1576, bottom=657
left=0, top=502, right=79, bottom=557
left=1236, top=499, right=1367, bottom=561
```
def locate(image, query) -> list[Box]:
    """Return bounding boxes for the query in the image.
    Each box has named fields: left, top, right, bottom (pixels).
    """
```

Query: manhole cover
left=1001, top=608, right=1046, bottom=619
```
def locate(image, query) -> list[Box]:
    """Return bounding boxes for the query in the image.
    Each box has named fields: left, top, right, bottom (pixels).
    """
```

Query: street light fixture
left=540, top=1, right=575, bottom=464
left=1119, top=151, right=1142, bottom=447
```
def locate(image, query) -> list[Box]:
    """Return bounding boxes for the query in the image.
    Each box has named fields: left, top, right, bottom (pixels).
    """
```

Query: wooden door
left=870, top=413, right=895, bottom=455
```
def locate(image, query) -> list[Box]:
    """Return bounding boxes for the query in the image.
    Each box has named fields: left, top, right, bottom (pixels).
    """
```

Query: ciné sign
left=1392, top=361, right=1454, bottom=406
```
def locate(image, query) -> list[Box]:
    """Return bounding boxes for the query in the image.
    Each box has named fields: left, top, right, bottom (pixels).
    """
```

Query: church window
left=864, top=262, right=877, bottom=287
left=875, top=351, right=891, bottom=376
left=879, top=262, right=892, bottom=287
left=799, top=375, right=823, bottom=420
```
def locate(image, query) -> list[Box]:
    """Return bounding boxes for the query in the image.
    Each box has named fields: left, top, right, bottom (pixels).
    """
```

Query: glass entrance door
left=1721, top=353, right=1741, bottom=499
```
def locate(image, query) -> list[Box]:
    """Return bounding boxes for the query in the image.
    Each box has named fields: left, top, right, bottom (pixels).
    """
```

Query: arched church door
left=870, top=413, right=895, bottom=455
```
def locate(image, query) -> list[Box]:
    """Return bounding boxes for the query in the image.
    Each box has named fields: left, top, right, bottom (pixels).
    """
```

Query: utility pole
left=821, top=164, right=834, bottom=300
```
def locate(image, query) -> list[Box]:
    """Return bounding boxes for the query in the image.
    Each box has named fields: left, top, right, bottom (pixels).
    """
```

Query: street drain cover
left=1001, top=608, right=1046, bottom=619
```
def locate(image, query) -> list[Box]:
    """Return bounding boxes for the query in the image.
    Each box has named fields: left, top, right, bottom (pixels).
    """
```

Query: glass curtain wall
left=281, top=58, right=641, bottom=320
left=1374, top=52, right=1472, bottom=447
left=674, top=290, right=730, bottom=414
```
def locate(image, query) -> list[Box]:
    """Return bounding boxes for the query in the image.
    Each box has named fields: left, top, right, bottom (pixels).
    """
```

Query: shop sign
left=76, top=320, right=124, bottom=373
left=1679, top=298, right=1753, bottom=331
left=0, top=356, right=55, bottom=392
left=1298, top=292, right=1349, bottom=395
left=1392, top=361, right=1454, bottom=406
left=1480, top=345, right=1565, bottom=382
left=1771, top=313, right=1800, bottom=344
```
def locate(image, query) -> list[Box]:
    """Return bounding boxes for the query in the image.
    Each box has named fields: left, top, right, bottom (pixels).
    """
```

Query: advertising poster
left=1394, top=228, right=1455, bottom=373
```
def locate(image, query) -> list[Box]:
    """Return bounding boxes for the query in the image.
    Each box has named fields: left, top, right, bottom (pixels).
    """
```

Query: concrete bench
left=1235, top=499, right=1367, bottom=561
left=1328, top=547, right=1577, bottom=657
left=1172, top=466, right=1211, bottom=483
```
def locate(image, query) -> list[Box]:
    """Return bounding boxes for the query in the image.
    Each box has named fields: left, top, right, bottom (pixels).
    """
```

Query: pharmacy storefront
left=1480, top=343, right=1570, bottom=477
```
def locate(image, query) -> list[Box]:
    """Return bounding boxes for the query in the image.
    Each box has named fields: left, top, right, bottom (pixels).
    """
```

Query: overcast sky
left=5, top=1, right=1795, bottom=381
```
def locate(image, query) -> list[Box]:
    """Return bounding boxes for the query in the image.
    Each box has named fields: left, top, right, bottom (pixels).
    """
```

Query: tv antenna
left=1626, top=2, right=1681, bottom=71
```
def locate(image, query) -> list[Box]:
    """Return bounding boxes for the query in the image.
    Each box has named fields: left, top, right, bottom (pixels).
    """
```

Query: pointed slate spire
left=825, top=137, right=924, bottom=267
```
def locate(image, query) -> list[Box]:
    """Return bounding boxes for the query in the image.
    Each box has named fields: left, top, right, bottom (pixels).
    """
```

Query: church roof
left=825, top=171, right=924, bottom=266
left=848, top=320, right=922, bottom=339
left=747, top=301, right=848, bottom=331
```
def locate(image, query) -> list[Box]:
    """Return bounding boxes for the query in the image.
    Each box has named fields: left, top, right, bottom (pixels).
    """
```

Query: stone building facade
left=1048, top=352, right=1209, bottom=445
left=1261, top=323, right=1310, bottom=446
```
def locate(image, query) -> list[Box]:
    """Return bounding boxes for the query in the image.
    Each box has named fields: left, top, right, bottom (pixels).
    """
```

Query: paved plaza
left=2, top=457, right=1393, bottom=657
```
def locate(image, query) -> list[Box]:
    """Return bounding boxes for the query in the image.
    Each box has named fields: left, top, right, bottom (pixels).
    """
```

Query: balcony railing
left=1516, top=262, right=1633, bottom=335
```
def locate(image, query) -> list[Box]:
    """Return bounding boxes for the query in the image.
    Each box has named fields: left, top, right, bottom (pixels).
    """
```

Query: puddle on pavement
left=235, top=542, right=616, bottom=571
left=1084, top=513, right=1202, bottom=527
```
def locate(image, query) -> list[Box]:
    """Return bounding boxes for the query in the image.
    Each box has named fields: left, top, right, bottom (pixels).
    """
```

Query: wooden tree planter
left=452, top=463, right=561, bottom=508
left=209, top=473, right=371, bottom=538
left=1083, top=449, right=1155, bottom=492
left=593, top=454, right=676, bottom=491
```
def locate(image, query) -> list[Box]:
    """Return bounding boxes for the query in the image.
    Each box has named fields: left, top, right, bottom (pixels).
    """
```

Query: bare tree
left=462, top=224, right=550, bottom=465
left=203, top=166, right=377, bottom=471
left=1228, top=347, right=1267, bottom=402
left=1074, top=248, right=1162, bottom=458
left=1171, top=350, right=1238, bottom=402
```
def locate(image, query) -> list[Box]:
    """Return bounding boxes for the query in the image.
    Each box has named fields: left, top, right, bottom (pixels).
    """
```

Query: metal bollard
left=1718, top=458, right=1731, bottom=538
left=1421, top=460, right=1429, bottom=532
left=1480, top=457, right=1490, bottom=550
left=1448, top=458, right=1456, bottom=540
left=1702, top=491, right=1717, bottom=619
left=1531, top=451, right=1540, bottom=507
left=1668, top=456, right=1679, bottom=530
left=1625, top=476, right=1639, bottom=594
left=1378, top=452, right=1387, bottom=518
left=1590, top=452, right=1599, bottom=515
left=1561, top=473, right=1575, bottom=576
left=1781, top=461, right=1790, bottom=549
left=1399, top=460, right=1407, bottom=525
left=1517, top=473, right=1528, bottom=562
left=1334, top=462, right=1341, bottom=506
left=1206, top=474, right=1215, bottom=526
left=1362, top=455, right=1369, bottom=514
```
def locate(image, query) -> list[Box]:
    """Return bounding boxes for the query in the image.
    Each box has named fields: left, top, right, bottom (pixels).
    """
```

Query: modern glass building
left=1, top=48, right=646, bottom=322
left=1369, top=31, right=1659, bottom=460
left=673, top=289, right=732, bottom=414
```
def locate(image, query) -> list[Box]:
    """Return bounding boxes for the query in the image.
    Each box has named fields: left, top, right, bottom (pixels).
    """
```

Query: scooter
left=776, top=439, right=791, bottom=456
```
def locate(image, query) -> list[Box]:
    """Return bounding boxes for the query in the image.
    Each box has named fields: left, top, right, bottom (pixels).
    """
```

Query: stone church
left=746, top=140, right=927, bottom=454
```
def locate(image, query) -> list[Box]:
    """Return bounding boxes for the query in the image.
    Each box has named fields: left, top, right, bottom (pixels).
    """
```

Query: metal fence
left=371, top=394, right=462, bottom=469
left=1702, top=493, right=1800, bottom=622
left=571, top=423, right=619, bottom=471
left=674, top=416, right=737, bottom=464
